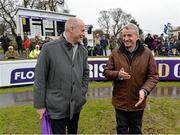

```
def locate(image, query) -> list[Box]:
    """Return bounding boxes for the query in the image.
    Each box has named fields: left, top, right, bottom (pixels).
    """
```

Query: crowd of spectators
left=86, top=32, right=180, bottom=57
left=144, top=33, right=180, bottom=56
left=0, top=33, right=51, bottom=60
left=0, top=32, right=180, bottom=60
left=87, top=33, right=119, bottom=56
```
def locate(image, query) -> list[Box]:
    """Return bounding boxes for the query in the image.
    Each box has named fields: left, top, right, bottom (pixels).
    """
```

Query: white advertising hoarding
left=0, top=57, right=180, bottom=87
left=0, top=60, right=37, bottom=87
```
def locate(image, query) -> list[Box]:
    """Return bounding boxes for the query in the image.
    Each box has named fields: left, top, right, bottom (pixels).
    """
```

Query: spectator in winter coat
left=23, top=36, right=31, bottom=58
left=29, top=44, right=41, bottom=58
left=144, top=33, right=153, bottom=50
left=100, top=35, right=108, bottom=56
left=16, top=33, right=23, bottom=55
left=0, top=33, right=10, bottom=54
left=151, top=35, right=158, bottom=55
left=157, top=40, right=168, bottom=56
left=4, top=46, right=19, bottom=59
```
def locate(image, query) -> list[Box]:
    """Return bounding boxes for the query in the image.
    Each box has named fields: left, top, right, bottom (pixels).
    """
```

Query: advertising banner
left=156, top=57, right=180, bottom=80
left=0, top=57, right=179, bottom=87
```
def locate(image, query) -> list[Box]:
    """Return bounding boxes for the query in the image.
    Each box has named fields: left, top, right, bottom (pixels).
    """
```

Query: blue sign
left=89, top=60, right=106, bottom=80
left=11, top=68, right=35, bottom=84
left=9, top=59, right=180, bottom=85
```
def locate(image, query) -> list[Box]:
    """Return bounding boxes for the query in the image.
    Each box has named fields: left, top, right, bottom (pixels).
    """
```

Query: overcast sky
left=66, top=0, right=180, bottom=35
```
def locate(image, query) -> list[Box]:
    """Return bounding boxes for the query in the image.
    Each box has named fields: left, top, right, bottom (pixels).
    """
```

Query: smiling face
left=65, top=18, right=85, bottom=44
left=71, top=23, right=85, bottom=43
left=121, top=25, right=139, bottom=50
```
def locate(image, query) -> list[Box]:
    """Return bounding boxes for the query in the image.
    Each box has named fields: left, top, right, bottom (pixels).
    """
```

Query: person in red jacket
left=23, top=36, right=31, bottom=58
left=104, top=23, right=159, bottom=134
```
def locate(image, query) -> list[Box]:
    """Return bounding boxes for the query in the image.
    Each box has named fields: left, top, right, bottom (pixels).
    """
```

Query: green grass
left=0, top=105, right=40, bottom=134
left=0, top=85, right=33, bottom=94
left=89, top=81, right=112, bottom=88
left=0, top=48, right=3, bottom=54
left=0, top=98, right=180, bottom=134
left=157, top=81, right=180, bottom=87
left=0, top=81, right=179, bottom=94
left=143, top=97, right=180, bottom=133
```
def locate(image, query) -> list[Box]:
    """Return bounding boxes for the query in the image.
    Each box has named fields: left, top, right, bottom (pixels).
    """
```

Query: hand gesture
left=118, top=68, right=131, bottom=79
left=135, top=89, right=145, bottom=107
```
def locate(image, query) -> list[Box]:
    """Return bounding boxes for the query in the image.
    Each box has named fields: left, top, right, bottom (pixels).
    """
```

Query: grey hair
left=122, top=23, right=139, bottom=36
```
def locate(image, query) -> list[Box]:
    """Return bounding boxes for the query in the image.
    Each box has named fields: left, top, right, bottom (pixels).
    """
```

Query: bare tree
left=23, top=0, right=29, bottom=8
left=33, top=0, right=48, bottom=10
left=0, top=0, right=67, bottom=37
left=0, top=0, right=18, bottom=36
left=111, top=8, right=132, bottom=37
left=98, top=8, right=133, bottom=38
left=22, top=0, right=36, bottom=8
left=98, top=10, right=111, bottom=35
left=0, top=20, right=8, bottom=35
left=22, top=0, right=66, bottom=11
left=33, top=0, right=64, bottom=11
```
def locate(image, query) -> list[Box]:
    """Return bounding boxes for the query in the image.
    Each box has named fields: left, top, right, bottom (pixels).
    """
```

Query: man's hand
left=118, top=68, right=131, bottom=79
left=135, top=89, right=145, bottom=107
left=36, top=108, right=46, bottom=119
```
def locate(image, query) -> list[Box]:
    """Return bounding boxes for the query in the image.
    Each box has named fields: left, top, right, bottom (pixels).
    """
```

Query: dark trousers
left=2, top=46, right=8, bottom=54
left=50, top=113, right=80, bottom=134
left=103, top=47, right=107, bottom=56
left=17, top=44, right=23, bottom=55
left=115, top=109, right=144, bottom=134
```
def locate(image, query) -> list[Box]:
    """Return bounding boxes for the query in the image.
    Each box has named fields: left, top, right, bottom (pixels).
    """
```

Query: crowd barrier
left=0, top=57, right=180, bottom=87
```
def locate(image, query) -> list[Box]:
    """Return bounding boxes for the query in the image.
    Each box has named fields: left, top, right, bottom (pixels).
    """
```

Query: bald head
left=64, top=17, right=85, bottom=44
left=65, top=17, right=85, bottom=31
